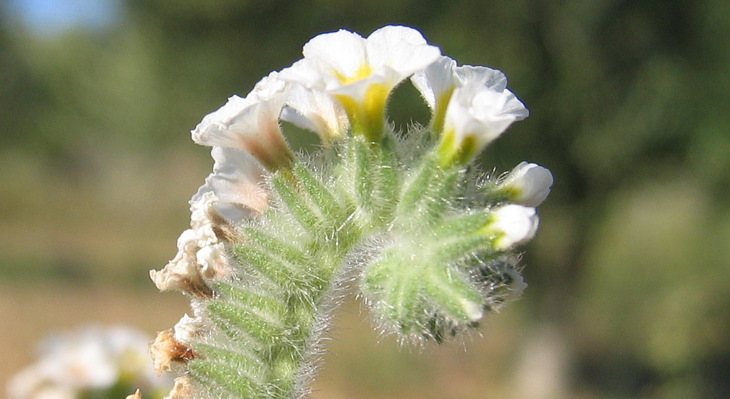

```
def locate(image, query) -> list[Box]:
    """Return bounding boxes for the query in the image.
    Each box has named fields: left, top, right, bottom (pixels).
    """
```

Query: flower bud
left=486, top=204, right=539, bottom=250
left=498, top=162, right=553, bottom=207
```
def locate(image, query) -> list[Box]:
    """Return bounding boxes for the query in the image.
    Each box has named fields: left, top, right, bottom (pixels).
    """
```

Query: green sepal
left=234, top=245, right=319, bottom=289
left=395, top=154, right=461, bottom=224
left=239, top=228, right=314, bottom=275
left=292, top=162, right=349, bottom=226
left=207, top=300, right=284, bottom=347
left=212, top=281, right=288, bottom=319
left=339, top=136, right=400, bottom=231
left=191, top=343, right=262, bottom=381
left=270, top=173, right=322, bottom=236
left=188, top=357, right=262, bottom=399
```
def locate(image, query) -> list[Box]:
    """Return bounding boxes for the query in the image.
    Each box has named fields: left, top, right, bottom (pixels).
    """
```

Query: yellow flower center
left=335, top=63, right=374, bottom=85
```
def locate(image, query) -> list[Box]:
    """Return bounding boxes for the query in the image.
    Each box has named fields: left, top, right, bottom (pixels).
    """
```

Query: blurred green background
left=1, top=1, right=729, bottom=398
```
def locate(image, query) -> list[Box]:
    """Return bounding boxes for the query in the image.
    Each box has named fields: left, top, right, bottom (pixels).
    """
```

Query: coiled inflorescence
left=142, top=25, right=552, bottom=399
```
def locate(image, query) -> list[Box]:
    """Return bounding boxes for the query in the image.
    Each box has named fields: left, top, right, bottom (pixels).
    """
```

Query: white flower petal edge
left=411, top=56, right=458, bottom=110
left=411, top=55, right=508, bottom=116
left=173, top=313, right=207, bottom=346
left=191, top=73, right=292, bottom=170
left=281, top=85, right=350, bottom=141
left=300, top=29, right=368, bottom=85
left=190, top=94, right=256, bottom=148
left=150, top=157, right=263, bottom=297
left=193, top=146, right=269, bottom=222
left=150, top=229, right=211, bottom=295
left=499, top=162, right=554, bottom=207
left=293, top=25, right=440, bottom=91
left=449, top=82, right=528, bottom=139
left=364, top=25, right=442, bottom=86
left=279, top=25, right=441, bottom=140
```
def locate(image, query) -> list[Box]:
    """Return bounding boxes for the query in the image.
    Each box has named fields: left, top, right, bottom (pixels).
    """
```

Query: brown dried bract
left=150, top=329, right=195, bottom=376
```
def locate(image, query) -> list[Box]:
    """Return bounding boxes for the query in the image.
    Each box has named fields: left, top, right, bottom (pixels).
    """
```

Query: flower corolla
left=191, top=72, right=293, bottom=171
left=411, top=56, right=510, bottom=131
left=411, top=56, right=528, bottom=167
left=193, top=146, right=269, bottom=222
left=280, top=25, right=441, bottom=140
left=281, top=84, right=350, bottom=142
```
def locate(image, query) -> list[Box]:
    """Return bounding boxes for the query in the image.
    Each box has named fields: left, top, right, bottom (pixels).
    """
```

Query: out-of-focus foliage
left=1, top=1, right=729, bottom=398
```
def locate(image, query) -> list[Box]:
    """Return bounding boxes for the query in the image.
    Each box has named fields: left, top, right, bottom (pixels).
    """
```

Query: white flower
left=412, top=56, right=508, bottom=109
left=191, top=72, right=293, bottom=170
left=488, top=204, right=539, bottom=250
left=7, top=368, right=76, bottom=399
left=410, top=55, right=528, bottom=166
left=7, top=326, right=168, bottom=399
left=281, top=85, right=350, bottom=142
left=438, top=82, right=529, bottom=166
left=192, top=147, right=269, bottom=222
left=280, top=25, right=441, bottom=140
left=411, top=56, right=510, bottom=132
left=498, top=162, right=554, bottom=207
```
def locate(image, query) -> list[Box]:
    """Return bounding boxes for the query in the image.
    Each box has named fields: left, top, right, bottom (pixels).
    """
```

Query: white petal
left=445, top=83, right=529, bottom=148
left=190, top=73, right=290, bottom=169
left=188, top=191, right=219, bottom=245
left=281, top=85, right=349, bottom=139
left=249, top=71, right=289, bottom=101
left=196, top=242, right=231, bottom=279
left=455, top=65, right=508, bottom=91
left=150, top=230, right=207, bottom=294
left=302, top=29, right=368, bottom=79
left=190, top=95, right=258, bottom=149
left=278, top=59, right=325, bottom=90
left=327, top=72, right=388, bottom=100
left=193, top=147, right=269, bottom=222
left=411, top=56, right=457, bottom=109
left=470, top=87, right=529, bottom=131
left=366, top=25, right=440, bottom=83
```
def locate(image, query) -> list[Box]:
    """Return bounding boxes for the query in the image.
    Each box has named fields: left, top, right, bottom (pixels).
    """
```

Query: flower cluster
left=7, top=325, right=171, bottom=399
left=145, top=25, right=552, bottom=399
